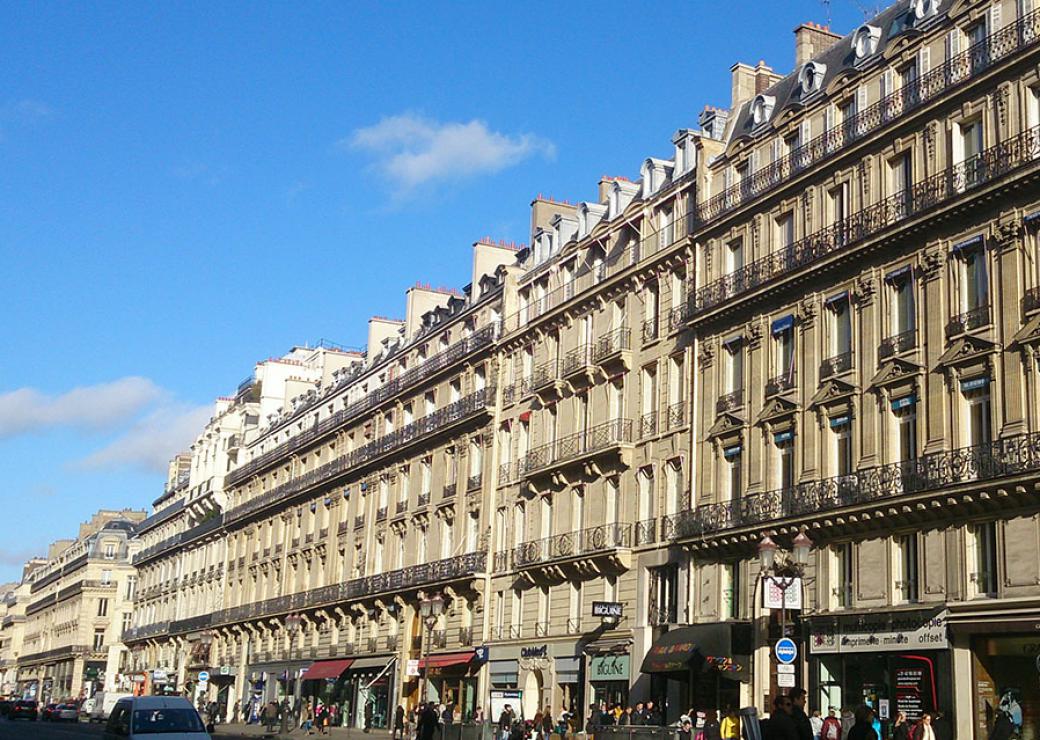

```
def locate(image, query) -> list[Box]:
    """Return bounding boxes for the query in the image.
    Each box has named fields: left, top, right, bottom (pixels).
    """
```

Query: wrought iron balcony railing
left=593, top=328, right=631, bottom=363
left=1023, top=286, right=1040, bottom=315
left=946, top=304, right=991, bottom=337
left=467, top=473, right=482, bottom=491
left=766, top=371, right=796, bottom=397
left=132, top=514, right=225, bottom=566
left=642, top=316, right=659, bottom=343
left=635, top=517, right=658, bottom=546
left=429, top=630, right=447, bottom=649
left=376, top=507, right=387, bottom=522
left=695, top=9, right=1040, bottom=225
left=459, top=626, right=474, bottom=646
left=663, top=431, right=1040, bottom=541
left=417, top=491, right=430, bottom=507
left=227, top=325, right=496, bottom=486
left=227, top=387, right=493, bottom=524
left=640, top=411, right=658, bottom=438
left=716, top=390, right=744, bottom=414
left=694, top=124, right=1040, bottom=316
left=512, top=522, right=632, bottom=567
left=517, top=419, right=633, bottom=477
left=561, top=344, right=593, bottom=376
left=879, top=330, right=918, bottom=360
left=396, top=500, right=408, bottom=515
left=354, top=515, right=365, bottom=529
left=666, top=401, right=686, bottom=429
left=819, top=351, right=853, bottom=380
left=338, top=521, right=349, bottom=535
left=531, top=360, right=561, bottom=392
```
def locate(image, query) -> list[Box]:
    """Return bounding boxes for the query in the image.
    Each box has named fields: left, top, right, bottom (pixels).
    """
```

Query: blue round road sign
left=197, top=670, right=210, bottom=682
left=774, top=638, right=797, bottom=665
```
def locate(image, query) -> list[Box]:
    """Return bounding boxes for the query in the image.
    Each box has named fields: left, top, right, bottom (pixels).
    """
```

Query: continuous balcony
left=226, top=326, right=496, bottom=487
left=517, top=419, right=633, bottom=481
left=693, top=124, right=1040, bottom=317
left=135, top=499, right=187, bottom=535
left=509, top=523, right=633, bottom=572
left=226, top=387, right=494, bottom=524
left=132, top=514, right=225, bottom=566
left=664, top=431, right=1040, bottom=541
left=695, top=10, right=1040, bottom=227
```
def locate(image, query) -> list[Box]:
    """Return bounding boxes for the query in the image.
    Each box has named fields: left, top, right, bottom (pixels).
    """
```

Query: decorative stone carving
left=996, top=85, right=1010, bottom=132
left=697, top=341, right=716, bottom=368
left=802, top=189, right=814, bottom=232
left=853, top=274, right=877, bottom=305
left=924, top=122, right=938, bottom=167
left=798, top=296, right=818, bottom=327
left=858, top=159, right=870, bottom=204
left=996, top=218, right=1025, bottom=252
left=751, top=216, right=761, bottom=253
left=746, top=321, right=764, bottom=348
left=920, top=245, right=946, bottom=279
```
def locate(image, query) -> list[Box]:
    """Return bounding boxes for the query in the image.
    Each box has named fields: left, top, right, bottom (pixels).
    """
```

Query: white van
left=87, top=691, right=135, bottom=722
left=104, top=696, right=213, bottom=739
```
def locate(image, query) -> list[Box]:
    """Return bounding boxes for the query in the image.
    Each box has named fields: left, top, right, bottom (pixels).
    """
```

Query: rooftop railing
left=663, top=431, right=1040, bottom=541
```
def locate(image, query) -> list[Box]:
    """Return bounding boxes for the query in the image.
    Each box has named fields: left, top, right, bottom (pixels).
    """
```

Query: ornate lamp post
left=280, top=613, right=302, bottom=736
left=758, top=533, right=812, bottom=639
left=418, top=593, right=445, bottom=706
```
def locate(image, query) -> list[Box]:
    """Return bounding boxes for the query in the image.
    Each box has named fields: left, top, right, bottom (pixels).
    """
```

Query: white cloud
left=77, top=403, right=212, bottom=473
left=345, top=113, right=555, bottom=193
left=0, top=377, right=163, bottom=438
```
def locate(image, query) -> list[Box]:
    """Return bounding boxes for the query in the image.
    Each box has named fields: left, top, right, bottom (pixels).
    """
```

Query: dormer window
left=751, top=95, right=775, bottom=126
left=799, top=62, right=826, bottom=96
left=852, top=24, right=881, bottom=59
left=911, top=0, right=941, bottom=20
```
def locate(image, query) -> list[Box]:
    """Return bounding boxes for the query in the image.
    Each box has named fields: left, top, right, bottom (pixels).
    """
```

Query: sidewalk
left=214, top=723, right=393, bottom=740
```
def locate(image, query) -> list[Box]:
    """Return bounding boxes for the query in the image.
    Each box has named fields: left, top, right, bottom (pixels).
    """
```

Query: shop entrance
left=522, top=669, right=543, bottom=719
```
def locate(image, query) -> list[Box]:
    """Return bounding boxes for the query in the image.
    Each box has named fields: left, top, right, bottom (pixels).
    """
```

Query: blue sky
left=0, top=0, right=869, bottom=583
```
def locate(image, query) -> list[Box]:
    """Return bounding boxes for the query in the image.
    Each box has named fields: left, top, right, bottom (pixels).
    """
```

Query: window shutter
left=919, top=46, right=931, bottom=74
left=772, top=138, right=782, bottom=163
left=947, top=29, right=961, bottom=60
left=882, top=69, right=894, bottom=98
left=801, top=119, right=812, bottom=145
left=990, top=2, right=1002, bottom=30
left=857, top=85, right=867, bottom=112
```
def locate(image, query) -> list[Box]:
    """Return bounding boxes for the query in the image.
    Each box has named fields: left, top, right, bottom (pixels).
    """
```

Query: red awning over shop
left=418, top=652, right=474, bottom=669
left=300, top=659, right=354, bottom=681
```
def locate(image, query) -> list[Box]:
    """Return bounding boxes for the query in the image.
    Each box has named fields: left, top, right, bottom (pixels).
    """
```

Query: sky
left=0, top=0, right=871, bottom=583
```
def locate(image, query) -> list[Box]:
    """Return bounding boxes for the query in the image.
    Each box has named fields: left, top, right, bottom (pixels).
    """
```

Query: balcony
left=429, top=630, right=447, bottom=649
left=694, top=10, right=1040, bottom=228
left=641, top=316, right=659, bottom=343
left=635, top=517, right=658, bottom=546
left=663, top=431, right=1040, bottom=541
left=226, top=326, right=496, bottom=487
left=693, top=124, right=1040, bottom=318
left=593, top=328, right=632, bottom=373
left=226, top=387, right=494, bottom=524
left=946, top=304, right=991, bottom=337
left=132, top=513, right=225, bottom=566
left=338, top=521, right=349, bottom=536
left=640, top=412, right=658, bottom=438
left=441, top=483, right=456, bottom=500
left=459, top=627, right=473, bottom=646
left=819, top=351, right=853, bottom=380
left=669, top=297, right=693, bottom=332
left=765, top=371, right=796, bottom=397
left=561, top=344, right=596, bottom=387
left=319, top=527, right=328, bottom=539
left=354, top=516, right=365, bottom=529
left=417, top=492, right=430, bottom=508
left=367, top=637, right=379, bottom=653
left=376, top=507, right=388, bottom=522
left=498, top=463, right=514, bottom=486
left=512, top=522, right=633, bottom=571
left=395, top=500, right=408, bottom=515
left=716, top=390, right=744, bottom=414
left=305, top=532, right=315, bottom=544
left=386, top=634, right=398, bottom=651
left=667, top=401, right=687, bottom=429
left=879, top=330, right=917, bottom=360
left=517, top=419, right=634, bottom=481
left=531, top=360, right=563, bottom=399
left=467, top=473, right=482, bottom=491
left=1022, top=287, right=1040, bottom=316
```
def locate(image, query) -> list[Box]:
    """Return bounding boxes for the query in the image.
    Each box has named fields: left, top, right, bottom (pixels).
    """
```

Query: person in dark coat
left=931, top=711, right=952, bottom=740
left=989, top=710, right=1014, bottom=740
left=789, top=689, right=813, bottom=740
left=418, top=702, right=440, bottom=740
left=846, top=706, right=879, bottom=740
left=767, top=695, right=800, bottom=740
left=891, top=712, right=910, bottom=740
left=645, top=701, right=662, bottom=726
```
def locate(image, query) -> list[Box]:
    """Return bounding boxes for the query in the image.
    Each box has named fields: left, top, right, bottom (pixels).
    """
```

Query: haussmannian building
left=113, top=2, right=1040, bottom=739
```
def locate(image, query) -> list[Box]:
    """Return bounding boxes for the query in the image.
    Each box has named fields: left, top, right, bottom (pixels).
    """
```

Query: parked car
left=41, top=703, right=60, bottom=721
left=0, top=699, right=13, bottom=717
left=87, top=691, right=134, bottom=722
left=9, top=700, right=39, bottom=720
left=55, top=704, right=79, bottom=721
left=104, top=696, right=213, bottom=739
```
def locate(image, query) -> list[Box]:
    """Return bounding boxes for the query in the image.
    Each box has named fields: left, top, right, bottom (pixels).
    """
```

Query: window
left=125, top=576, right=137, bottom=601
left=725, top=446, right=743, bottom=501
left=964, top=378, right=993, bottom=446
left=644, top=282, right=660, bottom=340
left=897, top=534, right=919, bottom=603
left=774, top=319, right=795, bottom=381
left=894, top=397, right=919, bottom=462
left=829, top=182, right=850, bottom=233
left=889, top=270, right=916, bottom=337
left=971, top=521, right=998, bottom=597
left=639, top=468, right=656, bottom=521
left=890, top=151, right=913, bottom=216
left=122, top=612, right=133, bottom=633
left=959, top=119, right=985, bottom=187
left=103, top=543, right=116, bottom=560
left=722, top=562, right=742, bottom=620
left=658, top=207, right=674, bottom=250
left=776, top=212, right=795, bottom=251
left=101, top=569, right=112, bottom=585
left=839, top=98, right=857, bottom=141
left=960, top=242, right=989, bottom=312
left=97, top=598, right=109, bottom=617
left=727, top=238, right=744, bottom=274
left=776, top=433, right=795, bottom=490
left=827, top=294, right=853, bottom=362
left=726, top=340, right=744, bottom=395
left=834, top=543, right=854, bottom=608
left=649, top=564, right=680, bottom=625
left=94, top=628, right=106, bottom=651
left=832, top=417, right=853, bottom=478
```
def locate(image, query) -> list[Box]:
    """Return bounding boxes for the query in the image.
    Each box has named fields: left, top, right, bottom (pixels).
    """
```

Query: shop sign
left=152, top=670, right=168, bottom=681
left=763, top=577, right=803, bottom=610
left=84, top=667, right=100, bottom=679
left=219, top=665, right=232, bottom=676
left=520, top=645, right=548, bottom=659
left=405, top=659, right=420, bottom=677
left=810, top=611, right=948, bottom=654
left=588, top=655, right=629, bottom=680
left=592, top=602, right=623, bottom=619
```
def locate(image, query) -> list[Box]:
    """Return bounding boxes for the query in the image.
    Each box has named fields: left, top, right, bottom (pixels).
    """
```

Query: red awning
left=300, top=659, right=354, bottom=681
left=418, top=651, right=474, bottom=669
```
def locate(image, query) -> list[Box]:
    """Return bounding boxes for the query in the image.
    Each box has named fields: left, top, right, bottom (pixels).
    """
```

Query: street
left=0, top=718, right=104, bottom=739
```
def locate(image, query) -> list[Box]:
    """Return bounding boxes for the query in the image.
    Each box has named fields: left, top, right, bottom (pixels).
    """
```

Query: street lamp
left=758, top=533, right=812, bottom=638
left=418, top=593, right=445, bottom=707
left=280, top=613, right=302, bottom=737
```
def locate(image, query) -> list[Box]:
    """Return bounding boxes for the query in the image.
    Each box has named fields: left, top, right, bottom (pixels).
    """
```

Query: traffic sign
left=777, top=664, right=795, bottom=674
left=774, top=638, right=798, bottom=665
left=197, top=671, right=210, bottom=683
left=777, top=672, right=796, bottom=688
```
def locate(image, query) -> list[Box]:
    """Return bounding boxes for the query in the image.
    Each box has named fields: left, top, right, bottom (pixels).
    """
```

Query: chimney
left=597, top=176, right=614, bottom=205
left=794, top=22, right=842, bottom=67
left=754, top=60, right=782, bottom=94
left=731, top=62, right=757, bottom=110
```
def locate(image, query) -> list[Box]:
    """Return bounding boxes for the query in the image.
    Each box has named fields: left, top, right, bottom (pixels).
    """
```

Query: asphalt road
left=0, top=717, right=105, bottom=738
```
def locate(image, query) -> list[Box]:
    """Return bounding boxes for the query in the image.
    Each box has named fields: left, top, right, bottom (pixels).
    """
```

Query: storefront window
left=972, top=636, right=1040, bottom=740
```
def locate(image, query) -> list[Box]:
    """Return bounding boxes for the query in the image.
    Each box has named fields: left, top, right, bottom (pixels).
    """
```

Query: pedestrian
left=789, top=689, right=813, bottom=740
left=931, top=710, right=952, bottom=740
left=847, top=706, right=878, bottom=740
left=541, top=705, right=554, bottom=738
left=499, top=704, right=515, bottom=740
left=419, top=702, right=440, bottom=740
left=646, top=700, right=663, bottom=726
left=703, top=710, right=722, bottom=740
left=364, top=699, right=374, bottom=733
left=891, top=712, right=910, bottom=740
left=619, top=706, right=633, bottom=726
left=721, top=708, right=740, bottom=740
left=810, top=711, right=823, bottom=740
left=819, top=706, right=844, bottom=740
left=302, top=699, right=314, bottom=734
left=393, top=704, right=406, bottom=740
left=767, top=695, right=799, bottom=740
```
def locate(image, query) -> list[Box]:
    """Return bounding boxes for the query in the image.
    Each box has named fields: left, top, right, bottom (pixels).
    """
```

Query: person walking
left=847, top=706, right=879, bottom=740
left=263, top=700, right=278, bottom=732
left=301, top=699, right=315, bottom=735
left=721, top=708, right=740, bottom=740
left=703, top=710, right=722, bottom=740
left=768, top=695, right=799, bottom=740
left=891, top=712, right=910, bottom=740
left=810, top=711, right=823, bottom=740
left=820, top=709, right=842, bottom=740
left=364, top=699, right=373, bottom=733
left=789, top=689, right=813, bottom=740
left=645, top=700, right=662, bottom=726
left=419, top=702, right=440, bottom=740
left=499, top=704, right=515, bottom=740
left=393, top=704, right=406, bottom=740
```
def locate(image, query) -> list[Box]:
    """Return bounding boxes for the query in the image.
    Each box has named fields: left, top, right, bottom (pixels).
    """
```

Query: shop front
left=641, top=622, right=751, bottom=724
left=585, top=640, right=632, bottom=710
left=809, top=608, right=951, bottom=730
left=248, top=659, right=311, bottom=705
left=493, top=640, right=585, bottom=721
left=419, top=649, right=485, bottom=721
left=341, top=655, right=396, bottom=729
left=299, top=658, right=354, bottom=725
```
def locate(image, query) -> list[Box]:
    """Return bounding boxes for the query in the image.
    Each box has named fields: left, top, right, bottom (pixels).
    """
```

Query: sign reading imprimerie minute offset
left=592, top=601, right=623, bottom=618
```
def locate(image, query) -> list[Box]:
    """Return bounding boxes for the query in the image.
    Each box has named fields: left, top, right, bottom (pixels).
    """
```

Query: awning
left=640, top=623, right=751, bottom=681
left=952, top=234, right=984, bottom=254
left=489, top=659, right=518, bottom=684
left=418, top=651, right=474, bottom=669
left=771, top=315, right=794, bottom=335
left=301, top=659, right=354, bottom=681
left=349, top=656, right=393, bottom=671
left=555, top=657, right=581, bottom=684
